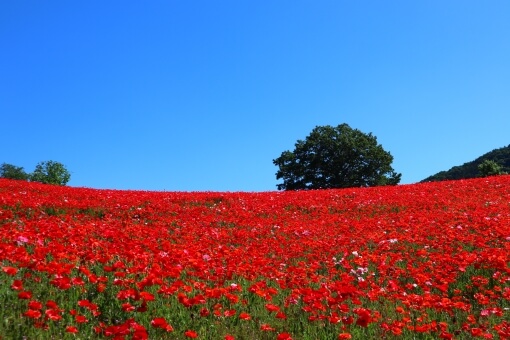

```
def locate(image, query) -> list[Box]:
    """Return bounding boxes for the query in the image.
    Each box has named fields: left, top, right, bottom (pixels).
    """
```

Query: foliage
left=0, top=163, right=29, bottom=180
left=273, top=124, right=401, bottom=190
left=1, top=175, right=509, bottom=339
left=29, top=161, right=71, bottom=186
left=478, top=159, right=507, bottom=177
left=422, top=144, right=510, bottom=182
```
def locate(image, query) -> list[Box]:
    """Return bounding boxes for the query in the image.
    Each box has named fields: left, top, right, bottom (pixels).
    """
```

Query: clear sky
left=1, top=1, right=509, bottom=192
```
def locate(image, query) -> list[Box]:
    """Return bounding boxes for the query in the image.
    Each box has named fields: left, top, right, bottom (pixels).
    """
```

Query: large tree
left=273, top=124, right=401, bottom=190
left=30, top=160, right=71, bottom=185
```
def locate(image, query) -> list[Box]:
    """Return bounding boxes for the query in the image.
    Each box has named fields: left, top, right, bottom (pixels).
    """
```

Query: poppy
left=45, top=309, right=62, bottom=321
left=75, top=315, right=88, bottom=323
left=24, top=309, right=42, bottom=319
left=11, top=279, right=23, bottom=291
left=265, top=303, right=280, bottom=312
left=28, top=300, right=42, bottom=310
left=66, top=326, right=79, bottom=333
left=184, top=330, right=198, bottom=338
left=260, top=324, right=275, bottom=331
left=2, top=266, right=17, bottom=275
left=18, top=291, right=32, bottom=299
left=139, top=291, right=155, bottom=301
left=239, top=312, right=251, bottom=320
left=277, top=332, right=292, bottom=340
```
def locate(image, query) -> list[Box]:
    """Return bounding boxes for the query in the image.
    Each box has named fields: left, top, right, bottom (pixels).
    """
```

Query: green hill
left=421, top=144, right=510, bottom=182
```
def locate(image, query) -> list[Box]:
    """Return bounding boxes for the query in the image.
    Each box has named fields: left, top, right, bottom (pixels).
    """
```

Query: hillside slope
left=1, top=176, right=510, bottom=338
left=421, top=144, right=510, bottom=182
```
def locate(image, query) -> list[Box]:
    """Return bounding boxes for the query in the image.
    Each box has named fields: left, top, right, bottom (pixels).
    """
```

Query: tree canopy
left=0, top=163, right=29, bottom=181
left=29, top=161, right=71, bottom=186
left=478, top=159, right=507, bottom=177
left=273, top=124, right=401, bottom=190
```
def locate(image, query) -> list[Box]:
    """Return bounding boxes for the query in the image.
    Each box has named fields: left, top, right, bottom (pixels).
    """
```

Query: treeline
left=0, top=161, right=71, bottom=185
left=422, top=144, right=510, bottom=182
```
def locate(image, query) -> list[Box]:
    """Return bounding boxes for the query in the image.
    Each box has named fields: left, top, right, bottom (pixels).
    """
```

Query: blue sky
left=1, top=1, right=509, bottom=191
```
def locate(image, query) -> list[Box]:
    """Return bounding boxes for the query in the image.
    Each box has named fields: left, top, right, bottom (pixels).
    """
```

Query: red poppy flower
left=24, top=309, right=42, bottom=319
left=265, top=303, right=280, bottom=312
left=71, top=277, right=85, bottom=286
left=75, top=315, right=88, bottom=323
left=132, top=323, right=148, bottom=340
left=139, top=291, right=155, bottom=301
left=239, top=312, right=251, bottom=320
left=46, top=300, right=59, bottom=309
left=2, top=266, right=17, bottom=275
left=45, top=309, right=62, bottom=321
left=354, top=308, right=371, bottom=327
left=342, top=316, right=354, bottom=325
left=470, top=328, right=483, bottom=337
left=28, top=300, right=42, bottom=310
left=260, top=324, right=275, bottom=331
left=439, top=332, right=453, bottom=340
left=277, top=332, right=293, bottom=340
left=66, top=326, right=79, bottom=333
left=122, top=303, right=136, bottom=312
left=18, top=291, right=32, bottom=299
left=276, top=311, right=287, bottom=320
left=11, top=279, right=23, bottom=291
left=150, top=317, right=165, bottom=327
left=184, top=330, right=198, bottom=338
left=151, top=317, right=174, bottom=332
left=224, top=309, right=236, bottom=317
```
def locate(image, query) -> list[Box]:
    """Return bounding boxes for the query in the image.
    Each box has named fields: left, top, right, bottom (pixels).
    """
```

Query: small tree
left=30, top=161, right=71, bottom=185
left=273, top=124, right=401, bottom=190
left=0, top=163, right=29, bottom=180
left=478, top=159, right=506, bottom=177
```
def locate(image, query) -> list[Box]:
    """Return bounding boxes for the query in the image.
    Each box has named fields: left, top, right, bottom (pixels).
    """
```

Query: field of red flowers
left=1, top=176, right=509, bottom=339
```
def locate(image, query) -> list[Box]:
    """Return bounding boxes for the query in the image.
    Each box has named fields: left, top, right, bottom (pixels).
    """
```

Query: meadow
left=0, top=176, right=509, bottom=339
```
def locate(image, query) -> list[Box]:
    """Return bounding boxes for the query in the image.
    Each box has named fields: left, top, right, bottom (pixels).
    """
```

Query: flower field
left=1, top=177, right=509, bottom=339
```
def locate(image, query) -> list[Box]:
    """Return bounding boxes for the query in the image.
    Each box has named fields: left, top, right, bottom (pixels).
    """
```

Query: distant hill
left=421, top=144, right=510, bottom=182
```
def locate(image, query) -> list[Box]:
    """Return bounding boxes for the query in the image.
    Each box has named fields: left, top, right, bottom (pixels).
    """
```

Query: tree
left=478, top=159, right=507, bottom=177
left=30, top=161, right=71, bottom=185
left=0, top=163, right=29, bottom=180
left=273, top=124, right=401, bottom=190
